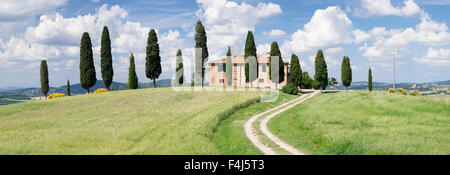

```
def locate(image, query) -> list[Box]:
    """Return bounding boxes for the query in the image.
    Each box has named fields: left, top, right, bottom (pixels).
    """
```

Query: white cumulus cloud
left=0, top=3, right=187, bottom=83
left=413, top=47, right=450, bottom=66
left=282, top=6, right=353, bottom=53
left=353, top=0, right=421, bottom=17
left=263, top=29, right=286, bottom=37
left=0, top=0, right=67, bottom=22
left=358, top=12, right=450, bottom=61
left=25, top=4, right=128, bottom=46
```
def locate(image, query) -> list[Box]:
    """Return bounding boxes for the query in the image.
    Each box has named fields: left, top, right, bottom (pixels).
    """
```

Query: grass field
left=212, top=93, right=298, bottom=155
left=0, top=88, right=261, bottom=154
left=269, top=91, right=450, bottom=155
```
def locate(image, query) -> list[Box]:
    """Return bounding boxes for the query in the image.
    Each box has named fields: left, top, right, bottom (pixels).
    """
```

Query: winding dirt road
left=244, top=90, right=319, bottom=155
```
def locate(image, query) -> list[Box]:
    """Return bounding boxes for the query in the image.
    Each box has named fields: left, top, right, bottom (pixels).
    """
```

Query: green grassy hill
left=0, top=88, right=260, bottom=154
left=269, top=91, right=450, bottom=155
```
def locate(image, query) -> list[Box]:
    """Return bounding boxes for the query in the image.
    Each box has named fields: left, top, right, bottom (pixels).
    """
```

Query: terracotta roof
left=208, top=56, right=289, bottom=64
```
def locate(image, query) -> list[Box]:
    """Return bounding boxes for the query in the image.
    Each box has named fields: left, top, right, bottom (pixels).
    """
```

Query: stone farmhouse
left=208, top=56, right=289, bottom=89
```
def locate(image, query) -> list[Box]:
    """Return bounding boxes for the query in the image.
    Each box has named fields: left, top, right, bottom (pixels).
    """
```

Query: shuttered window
left=218, top=64, right=226, bottom=72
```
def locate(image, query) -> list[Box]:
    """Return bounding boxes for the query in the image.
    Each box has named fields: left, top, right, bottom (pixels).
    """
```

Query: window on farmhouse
left=218, top=64, right=223, bottom=72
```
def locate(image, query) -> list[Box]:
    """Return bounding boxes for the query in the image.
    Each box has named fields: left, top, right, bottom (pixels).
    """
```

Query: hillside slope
left=0, top=88, right=260, bottom=154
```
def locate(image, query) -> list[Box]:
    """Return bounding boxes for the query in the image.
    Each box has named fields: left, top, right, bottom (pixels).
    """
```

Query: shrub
left=48, top=93, right=64, bottom=99
left=401, top=91, right=407, bottom=95
left=312, top=80, right=321, bottom=90
left=397, top=88, right=404, bottom=92
left=388, top=88, right=395, bottom=93
left=410, top=90, right=420, bottom=96
left=282, top=83, right=299, bottom=95
left=93, top=88, right=108, bottom=94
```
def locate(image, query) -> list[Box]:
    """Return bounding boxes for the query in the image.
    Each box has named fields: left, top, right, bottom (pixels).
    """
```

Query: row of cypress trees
left=39, top=20, right=374, bottom=97
left=80, top=27, right=163, bottom=91
left=40, top=20, right=209, bottom=95
left=39, top=25, right=163, bottom=96
left=80, top=27, right=162, bottom=92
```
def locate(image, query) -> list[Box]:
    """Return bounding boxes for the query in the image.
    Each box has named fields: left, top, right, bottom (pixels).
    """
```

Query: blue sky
left=0, top=0, right=449, bottom=88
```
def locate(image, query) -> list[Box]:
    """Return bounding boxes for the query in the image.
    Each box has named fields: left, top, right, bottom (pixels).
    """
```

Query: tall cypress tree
left=194, top=20, right=208, bottom=86
left=67, top=80, right=71, bottom=96
left=79, top=32, right=96, bottom=93
left=175, top=49, right=184, bottom=86
left=226, top=46, right=233, bottom=86
left=314, top=50, right=328, bottom=92
left=341, top=56, right=352, bottom=92
left=244, top=31, right=257, bottom=83
left=128, top=52, right=139, bottom=89
left=289, top=54, right=302, bottom=88
left=100, top=26, right=114, bottom=90
left=269, top=41, right=285, bottom=86
left=145, top=29, right=162, bottom=88
left=40, top=59, right=49, bottom=98
left=368, top=68, right=373, bottom=92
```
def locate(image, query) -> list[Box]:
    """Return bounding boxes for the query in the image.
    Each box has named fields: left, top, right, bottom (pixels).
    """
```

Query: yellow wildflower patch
left=93, top=88, right=108, bottom=94
left=388, top=88, right=395, bottom=93
left=48, top=93, right=64, bottom=99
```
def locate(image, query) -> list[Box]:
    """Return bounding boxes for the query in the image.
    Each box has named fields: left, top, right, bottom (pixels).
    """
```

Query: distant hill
left=139, top=79, right=172, bottom=89
left=331, top=80, right=450, bottom=90
left=435, top=80, right=450, bottom=85
left=0, top=79, right=172, bottom=99
left=55, top=81, right=127, bottom=94
left=54, top=79, right=173, bottom=94
left=0, top=87, right=23, bottom=91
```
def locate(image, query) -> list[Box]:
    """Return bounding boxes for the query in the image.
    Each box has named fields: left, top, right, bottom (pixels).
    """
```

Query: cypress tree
left=341, top=56, right=352, bottom=92
left=289, top=54, right=302, bottom=88
left=175, top=49, right=184, bottom=86
left=40, top=59, right=49, bottom=98
left=244, top=31, right=257, bottom=83
left=301, top=72, right=312, bottom=89
left=128, top=52, right=139, bottom=89
left=145, top=29, right=162, bottom=88
left=100, top=26, right=114, bottom=90
left=110, top=84, right=115, bottom=91
left=314, top=50, right=328, bottom=92
left=79, top=32, right=96, bottom=93
left=194, top=20, right=208, bottom=86
left=368, top=68, right=373, bottom=92
left=269, top=41, right=285, bottom=86
left=67, top=80, right=71, bottom=96
left=226, top=46, right=233, bottom=86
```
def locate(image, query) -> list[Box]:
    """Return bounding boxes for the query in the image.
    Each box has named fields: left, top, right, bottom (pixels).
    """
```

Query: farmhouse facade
left=208, top=56, right=289, bottom=89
